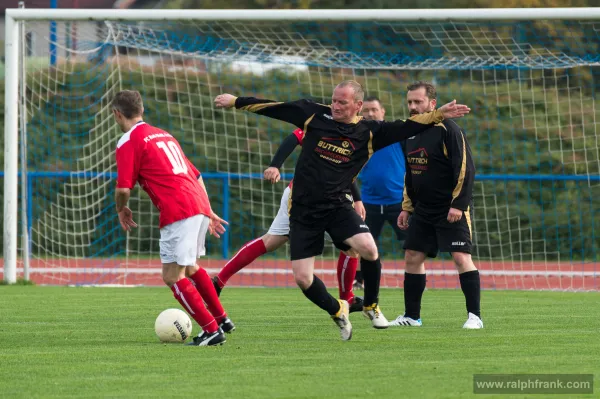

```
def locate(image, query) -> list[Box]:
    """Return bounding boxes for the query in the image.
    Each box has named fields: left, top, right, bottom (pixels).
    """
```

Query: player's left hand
left=354, top=201, right=366, bottom=220
left=208, top=211, right=229, bottom=238
left=214, top=94, right=236, bottom=109
left=439, top=100, right=471, bottom=119
left=264, top=167, right=281, bottom=183
left=447, top=207, right=463, bottom=223
left=118, top=206, right=138, bottom=232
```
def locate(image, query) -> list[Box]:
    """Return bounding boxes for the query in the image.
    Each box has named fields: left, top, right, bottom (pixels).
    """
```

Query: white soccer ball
left=154, top=308, right=192, bottom=343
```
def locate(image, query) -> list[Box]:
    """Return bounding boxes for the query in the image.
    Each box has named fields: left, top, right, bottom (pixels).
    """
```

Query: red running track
left=1, top=258, right=598, bottom=290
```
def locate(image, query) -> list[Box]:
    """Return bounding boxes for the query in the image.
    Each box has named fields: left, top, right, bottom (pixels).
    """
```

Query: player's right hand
left=214, top=94, right=236, bottom=109
left=118, top=206, right=138, bottom=232
left=397, top=210, right=410, bottom=230
left=263, top=167, right=281, bottom=183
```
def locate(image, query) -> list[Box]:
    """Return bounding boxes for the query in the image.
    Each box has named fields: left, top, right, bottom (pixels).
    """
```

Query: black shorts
left=364, top=202, right=407, bottom=243
left=289, top=201, right=370, bottom=261
left=403, top=209, right=473, bottom=258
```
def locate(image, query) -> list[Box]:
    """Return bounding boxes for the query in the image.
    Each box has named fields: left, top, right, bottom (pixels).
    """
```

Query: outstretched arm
left=215, top=93, right=329, bottom=128
left=372, top=100, right=471, bottom=151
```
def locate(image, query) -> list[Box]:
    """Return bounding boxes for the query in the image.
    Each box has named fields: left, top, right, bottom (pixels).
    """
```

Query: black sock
left=404, top=272, right=426, bottom=320
left=302, top=275, right=341, bottom=316
left=361, top=258, right=382, bottom=305
left=355, top=269, right=363, bottom=283
left=459, top=270, right=481, bottom=318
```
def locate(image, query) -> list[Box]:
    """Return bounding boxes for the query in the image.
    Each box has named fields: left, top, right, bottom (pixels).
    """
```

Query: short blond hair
left=336, top=80, right=364, bottom=102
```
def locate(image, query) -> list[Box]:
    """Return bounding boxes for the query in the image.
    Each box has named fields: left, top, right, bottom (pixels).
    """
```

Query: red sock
left=337, top=252, right=358, bottom=302
left=171, top=278, right=218, bottom=333
left=189, top=267, right=227, bottom=323
left=216, top=238, right=267, bottom=288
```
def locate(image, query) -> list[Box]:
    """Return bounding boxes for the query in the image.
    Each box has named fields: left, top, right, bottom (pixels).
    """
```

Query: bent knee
left=361, top=244, right=378, bottom=261
left=162, top=274, right=179, bottom=287
left=293, top=271, right=313, bottom=290
left=162, top=265, right=186, bottom=287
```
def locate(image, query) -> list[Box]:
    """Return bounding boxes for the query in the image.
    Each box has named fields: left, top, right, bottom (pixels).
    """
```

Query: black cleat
left=219, top=317, right=236, bottom=334
left=186, top=328, right=226, bottom=346
left=349, top=296, right=364, bottom=313
left=212, top=276, right=222, bottom=297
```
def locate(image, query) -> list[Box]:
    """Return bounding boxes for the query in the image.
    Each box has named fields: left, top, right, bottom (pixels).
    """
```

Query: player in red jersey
left=113, top=90, right=232, bottom=346
left=212, top=128, right=365, bottom=312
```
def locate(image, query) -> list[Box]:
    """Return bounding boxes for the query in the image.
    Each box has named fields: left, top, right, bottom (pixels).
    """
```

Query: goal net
left=3, top=9, right=599, bottom=290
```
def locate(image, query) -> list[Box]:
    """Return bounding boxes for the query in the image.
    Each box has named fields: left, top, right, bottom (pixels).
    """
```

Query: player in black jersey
left=389, top=81, right=483, bottom=329
left=214, top=81, right=471, bottom=340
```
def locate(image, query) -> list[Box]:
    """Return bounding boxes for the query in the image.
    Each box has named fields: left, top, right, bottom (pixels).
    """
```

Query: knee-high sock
left=361, top=258, right=382, bottom=306
left=302, top=275, right=341, bottom=315
left=171, top=278, right=218, bottom=333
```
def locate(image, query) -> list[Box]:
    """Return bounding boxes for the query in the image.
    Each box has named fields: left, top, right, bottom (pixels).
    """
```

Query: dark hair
left=364, top=96, right=382, bottom=105
left=406, top=81, right=437, bottom=100
left=112, top=90, right=144, bottom=119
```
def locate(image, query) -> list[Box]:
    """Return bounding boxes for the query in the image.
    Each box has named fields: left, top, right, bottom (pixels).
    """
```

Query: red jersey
left=116, top=122, right=211, bottom=228
left=288, top=128, right=305, bottom=189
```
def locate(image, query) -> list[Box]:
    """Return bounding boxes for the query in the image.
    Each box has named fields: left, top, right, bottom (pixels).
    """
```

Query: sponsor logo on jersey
left=314, top=137, right=355, bottom=164
left=452, top=241, right=466, bottom=246
left=407, top=147, right=429, bottom=175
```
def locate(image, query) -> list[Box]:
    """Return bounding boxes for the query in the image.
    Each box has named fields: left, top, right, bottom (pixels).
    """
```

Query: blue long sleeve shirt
left=359, top=142, right=406, bottom=205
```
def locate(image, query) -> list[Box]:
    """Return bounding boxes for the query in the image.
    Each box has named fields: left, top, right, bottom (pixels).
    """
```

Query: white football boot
left=463, top=312, right=484, bottom=329
left=332, top=300, right=353, bottom=341
left=388, top=315, right=423, bottom=327
left=362, top=303, right=389, bottom=329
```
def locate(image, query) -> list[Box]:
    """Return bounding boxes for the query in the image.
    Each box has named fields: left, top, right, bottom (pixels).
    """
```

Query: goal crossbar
left=6, top=7, right=600, bottom=21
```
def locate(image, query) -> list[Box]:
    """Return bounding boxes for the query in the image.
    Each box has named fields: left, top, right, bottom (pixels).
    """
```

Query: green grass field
left=0, top=287, right=598, bottom=398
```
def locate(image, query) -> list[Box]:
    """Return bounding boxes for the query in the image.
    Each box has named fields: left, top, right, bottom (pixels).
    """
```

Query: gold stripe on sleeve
left=402, top=183, right=414, bottom=213
left=303, top=114, right=315, bottom=138
left=240, top=102, right=284, bottom=113
left=409, top=108, right=444, bottom=125
left=451, top=132, right=467, bottom=203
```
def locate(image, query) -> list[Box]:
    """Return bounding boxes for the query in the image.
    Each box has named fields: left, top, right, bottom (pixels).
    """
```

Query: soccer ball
left=154, top=308, right=192, bottom=343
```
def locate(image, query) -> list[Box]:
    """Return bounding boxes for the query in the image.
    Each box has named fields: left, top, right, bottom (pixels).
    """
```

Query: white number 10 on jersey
left=156, top=141, right=188, bottom=175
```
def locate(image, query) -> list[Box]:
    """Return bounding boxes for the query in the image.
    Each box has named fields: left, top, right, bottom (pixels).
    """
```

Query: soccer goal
left=3, top=8, right=600, bottom=289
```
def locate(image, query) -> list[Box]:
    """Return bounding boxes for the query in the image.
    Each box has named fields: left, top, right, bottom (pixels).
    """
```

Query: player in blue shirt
left=355, top=97, right=407, bottom=289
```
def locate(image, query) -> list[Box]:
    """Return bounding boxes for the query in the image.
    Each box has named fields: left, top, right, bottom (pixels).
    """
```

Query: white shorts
left=159, top=214, right=209, bottom=266
left=267, top=187, right=292, bottom=236
left=266, top=186, right=332, bottom=241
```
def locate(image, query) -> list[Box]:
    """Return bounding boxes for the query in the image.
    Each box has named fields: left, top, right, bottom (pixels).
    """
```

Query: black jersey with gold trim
left=402, top=119, right=475, bottom=214
left=235, top=96, right=444, bottom=209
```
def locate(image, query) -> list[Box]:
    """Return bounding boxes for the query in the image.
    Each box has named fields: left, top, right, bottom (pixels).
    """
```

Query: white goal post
left=4, top=8, right=600, bottom=288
